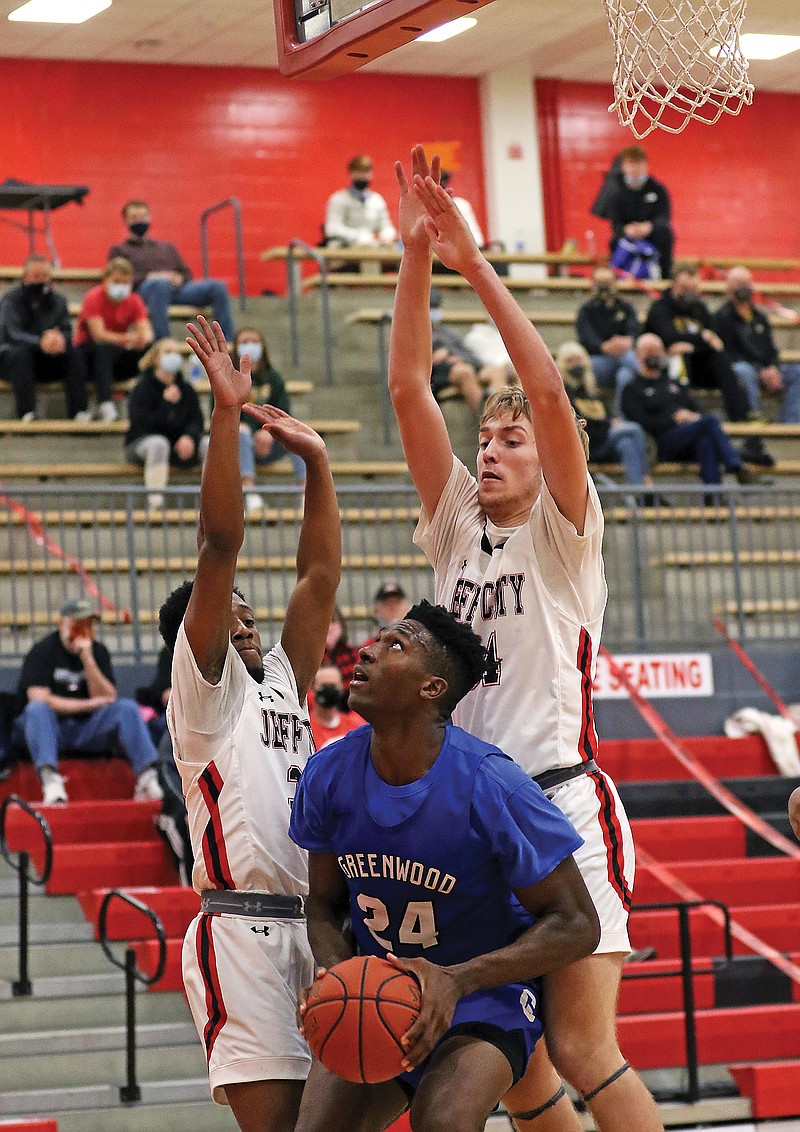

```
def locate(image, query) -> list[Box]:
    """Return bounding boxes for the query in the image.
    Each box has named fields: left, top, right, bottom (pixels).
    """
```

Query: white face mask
left=106, top=282, right=132, bottom=302
left=430, top=308, right=444, bottom=325
left=624, top=172, right=648, bottom=189
left=159, top=351, right=183, bottom=375
left=238, top=341, right=263, bottom=364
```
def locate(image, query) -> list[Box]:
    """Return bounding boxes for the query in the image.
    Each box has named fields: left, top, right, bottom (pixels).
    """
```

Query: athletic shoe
left=20, top=410, right=36, bottom=423
left=97, top=400, right=119, bottom=423
left=73, top=409, right=93, bottom=423
left=133, top=766, right=164, bottom=802
left=740, top=436, right=776, bottom=468
left=40, top=767, right=68, bottom=804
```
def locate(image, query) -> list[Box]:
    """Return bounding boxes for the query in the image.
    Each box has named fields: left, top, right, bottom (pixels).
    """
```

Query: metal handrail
left=200, top=197, right=247, bottom=313
left=98, top=889, right=167, bottom=1103
left=625, top=899, right=732, bottom=1103
left=0, top=794, right=53, bottom=996
left=286, top=239, right=334, bottom=386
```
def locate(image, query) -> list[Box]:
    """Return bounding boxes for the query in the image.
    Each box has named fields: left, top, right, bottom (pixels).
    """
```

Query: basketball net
left=601, top=0, right=754, bottom=138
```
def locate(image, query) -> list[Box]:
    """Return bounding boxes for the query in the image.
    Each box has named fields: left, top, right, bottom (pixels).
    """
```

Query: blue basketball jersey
left=290, top=724, right=583, bottom=966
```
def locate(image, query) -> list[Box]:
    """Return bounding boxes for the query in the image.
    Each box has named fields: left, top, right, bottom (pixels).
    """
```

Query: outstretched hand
left=395, top=144, right=440, bottom=253
left=413, top=174, right=484, bottom=277
left=187, top=315, right=251, bottom=409
left=243, top=403, right=326, bottom=463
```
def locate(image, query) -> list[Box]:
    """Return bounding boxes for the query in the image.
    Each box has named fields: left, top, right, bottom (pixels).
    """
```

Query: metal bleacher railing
left=1, top=482, right=800, bottom=666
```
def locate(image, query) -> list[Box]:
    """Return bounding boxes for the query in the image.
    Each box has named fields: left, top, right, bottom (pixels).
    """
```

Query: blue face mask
left=106, top=282, right=132, bottom=302
left=159, top=351, right=183, bottom=375
left=238, top=341, right=263, bottom=365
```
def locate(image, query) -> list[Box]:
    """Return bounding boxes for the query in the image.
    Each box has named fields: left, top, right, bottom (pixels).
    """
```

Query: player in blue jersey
left=289, top=601, right=600, bottom=1132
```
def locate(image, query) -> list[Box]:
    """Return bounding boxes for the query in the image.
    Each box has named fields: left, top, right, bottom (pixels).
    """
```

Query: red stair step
left=600, top=735, right=776, bottom=782
left=135, top=938, right=184, bottom=992
left=619, top=1002, right=800, bottom=1070
left=0, top=1123, right=59, bottom=1131
left=629, top=904, right=800, bottom=960
left=77, top=886, right=199, bottom=940
left=3, top=800, right=161, bottom=853
left=0, top=757, right=135, bottom=804
left=634, top=857, right=800, bottom=908
left=619, top=959, right=715, bottom=1015
left=730, top=1060, right=800, bottom=1119
left=631, top=816, right=746, bottom=861
left=45, top=841, right=177, bottom=896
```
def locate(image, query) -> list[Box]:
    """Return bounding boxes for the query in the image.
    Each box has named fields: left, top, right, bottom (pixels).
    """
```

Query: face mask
left=24, top=281, right=47, bottom=298
left=351, top=178, right=370, bottom=192
left=674, top=292, right=695, bottom=308
left=314, top=684, right=342, bottom=710
left=595, top=284, right=613, bottom=300
left=624, top=173, right=647, bottom=189
left=159, top=351, right=183, bottom=375
left=128, top=221, right=149, bottom=238
left=430, top=308, right=444, bottom=325
left=733, top=286, right=753, bottom=303
left=645, top=355, right=666, bottom=373
left=238, top=341, right=263, bottom=365
left=567, top=364, right=586, bottom=380
left=106, top=282, right=132, bottom=302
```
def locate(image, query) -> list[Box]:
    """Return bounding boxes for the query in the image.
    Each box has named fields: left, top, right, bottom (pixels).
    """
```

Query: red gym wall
left=537, top=79, right=800, bottom=266
left=0, top=58, right=486, bottom=294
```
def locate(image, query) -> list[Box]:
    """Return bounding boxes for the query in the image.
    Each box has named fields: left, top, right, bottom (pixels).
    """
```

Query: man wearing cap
left=12, top=597, right=162, bottom=805
left=361, top=580, right=413, bottom=650
left=324, top=156, right=397, bottom=250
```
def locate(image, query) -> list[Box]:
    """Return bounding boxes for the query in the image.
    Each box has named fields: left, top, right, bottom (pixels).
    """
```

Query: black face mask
left=674, top=292, right=696, bottom=308
left=128, top=221, right=150, bottom=238
left=314, top=684, right=342, bottom=710
left=733, top=286, right=753, bottom=303
left=595, top=285, right=613, bottom=300
left=645, top=356, right=666, bottom=373
left=567, top=364, right=587, bottom=381
left=23, top=281, right=47, bottom=298
left=351, top=178, right=370, bottom=192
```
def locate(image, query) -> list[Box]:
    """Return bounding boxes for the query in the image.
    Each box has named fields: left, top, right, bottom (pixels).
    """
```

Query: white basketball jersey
left=168, top=623, right=314, bottom=896
left=414, top=457, right=607, bottom=778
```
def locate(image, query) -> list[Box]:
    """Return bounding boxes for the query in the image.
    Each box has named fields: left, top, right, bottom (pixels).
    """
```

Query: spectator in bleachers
left=321, top=605, right=360, bottom=691
left=714, top=266, right=800, bottom=425
left=361, top=580, right=413, bottom=650
left=72, top=257, right=154, bottom=422
left=12, top=596, right=162, bottom=805
left=324, top=155, right=396, bottom=249
left=308, top=664, right=365, bottom=750
left=556, top=341, right=655, bottom=493
left=642, top=264, right=774, bottom=466
left=790, top=786, right=800, bottom=840
left=124, top=337, right=209, bottom=512
left=440, top=169, right=484, bottom=247
left=231, top=327, right=305, bottom=514
left=135, top=643, right=171, bottom=744
left=0, top=253, right=85, bottom=421
left=108, top=199, right=235, bottom=342
left=576, top=265, right=640, bottom=391
left=600, top=145, right=675, bottom=279
left=463, top=317, right=519, bottom=386
left=620, top=333, right=759, bottom=491
left=430, top=287, right=507, bottom=412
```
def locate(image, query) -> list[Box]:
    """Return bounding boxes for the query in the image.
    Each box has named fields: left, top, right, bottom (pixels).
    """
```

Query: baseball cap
left=60, top=597, right=99, bottom=619
left=374, top=580, right=407, bottom=603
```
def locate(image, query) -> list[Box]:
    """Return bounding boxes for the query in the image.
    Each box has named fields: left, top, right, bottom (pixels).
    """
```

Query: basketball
left=303, top=955, right=422, bottom=1083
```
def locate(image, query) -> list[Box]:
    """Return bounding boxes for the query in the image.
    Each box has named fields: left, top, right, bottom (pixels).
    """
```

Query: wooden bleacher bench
left=651, top=549, right=800, bottom=569
left=0, top=265, right=103, bottom=284
left=0, top=458, right=409, bottom=480
left=65, top=301, right=209, bottom=321
left=0, top=417, right=358, bottom=438
left=715, top=598, right=800, bottom=617
left=345, top=308, right=575, bottom=328
left=0, top=504, right=421, bottom=527
left=0, top=605, right=374, bottom=630
left=591, top=459, right=800, bottom=477
left=0, top=376, right=312, bottom=399
left=0, top=552, right=428, bottom=576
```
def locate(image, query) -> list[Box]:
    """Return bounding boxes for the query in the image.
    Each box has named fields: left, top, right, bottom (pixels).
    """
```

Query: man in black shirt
left=576, top=266, right=640, bottom=392
left=12, top=597, right=162, bottom=805
left=0, top=254, right=88, bottom=420
left=714, top=266, right=800, bottom=424
left=620, top=334, right=757, bottom=489
left=603, top=146, right=674, bottom=279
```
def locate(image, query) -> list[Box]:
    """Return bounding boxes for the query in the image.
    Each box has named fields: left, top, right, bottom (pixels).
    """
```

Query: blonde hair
left=138, top=337, right=179, bottom=372
left=480, top=381, right=589, bottom=463
left=104, top=256, right=134, bottom=279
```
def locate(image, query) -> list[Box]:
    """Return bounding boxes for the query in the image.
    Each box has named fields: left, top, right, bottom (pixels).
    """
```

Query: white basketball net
left=601, top=0, right=754, bottom=138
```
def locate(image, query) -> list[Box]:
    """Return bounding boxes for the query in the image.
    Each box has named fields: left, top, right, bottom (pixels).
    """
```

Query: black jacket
left=620, top=372, right=698, bottom=439
left=0, top=283, right=72, bottom=348
left=576, top=296, right=640, bottom=355
left=714, top=300, right=779, bottom=368
left=645, top=292, right=715, bottom=351
left=606, top=176, right=672, bottom=243
left=566, top=388, right=611, bottom=453
left=126, top=369, right=205, bottom=448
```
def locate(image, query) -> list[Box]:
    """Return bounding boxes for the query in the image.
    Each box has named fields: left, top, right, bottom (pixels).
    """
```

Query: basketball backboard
left=273, top=0, right=497, bottom=78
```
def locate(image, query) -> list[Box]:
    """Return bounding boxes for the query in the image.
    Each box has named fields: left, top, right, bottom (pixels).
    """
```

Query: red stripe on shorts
left=576, top=627, right=599, bottom=764
left=591, top=770, right=633, bottom=913
left=198, top=761, right=235, bottom=890
left=196, top=912, right=228, bottom=1060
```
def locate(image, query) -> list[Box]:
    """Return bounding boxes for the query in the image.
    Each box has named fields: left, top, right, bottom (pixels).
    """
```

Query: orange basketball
left=303, top=955, right=422, bottom=1083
